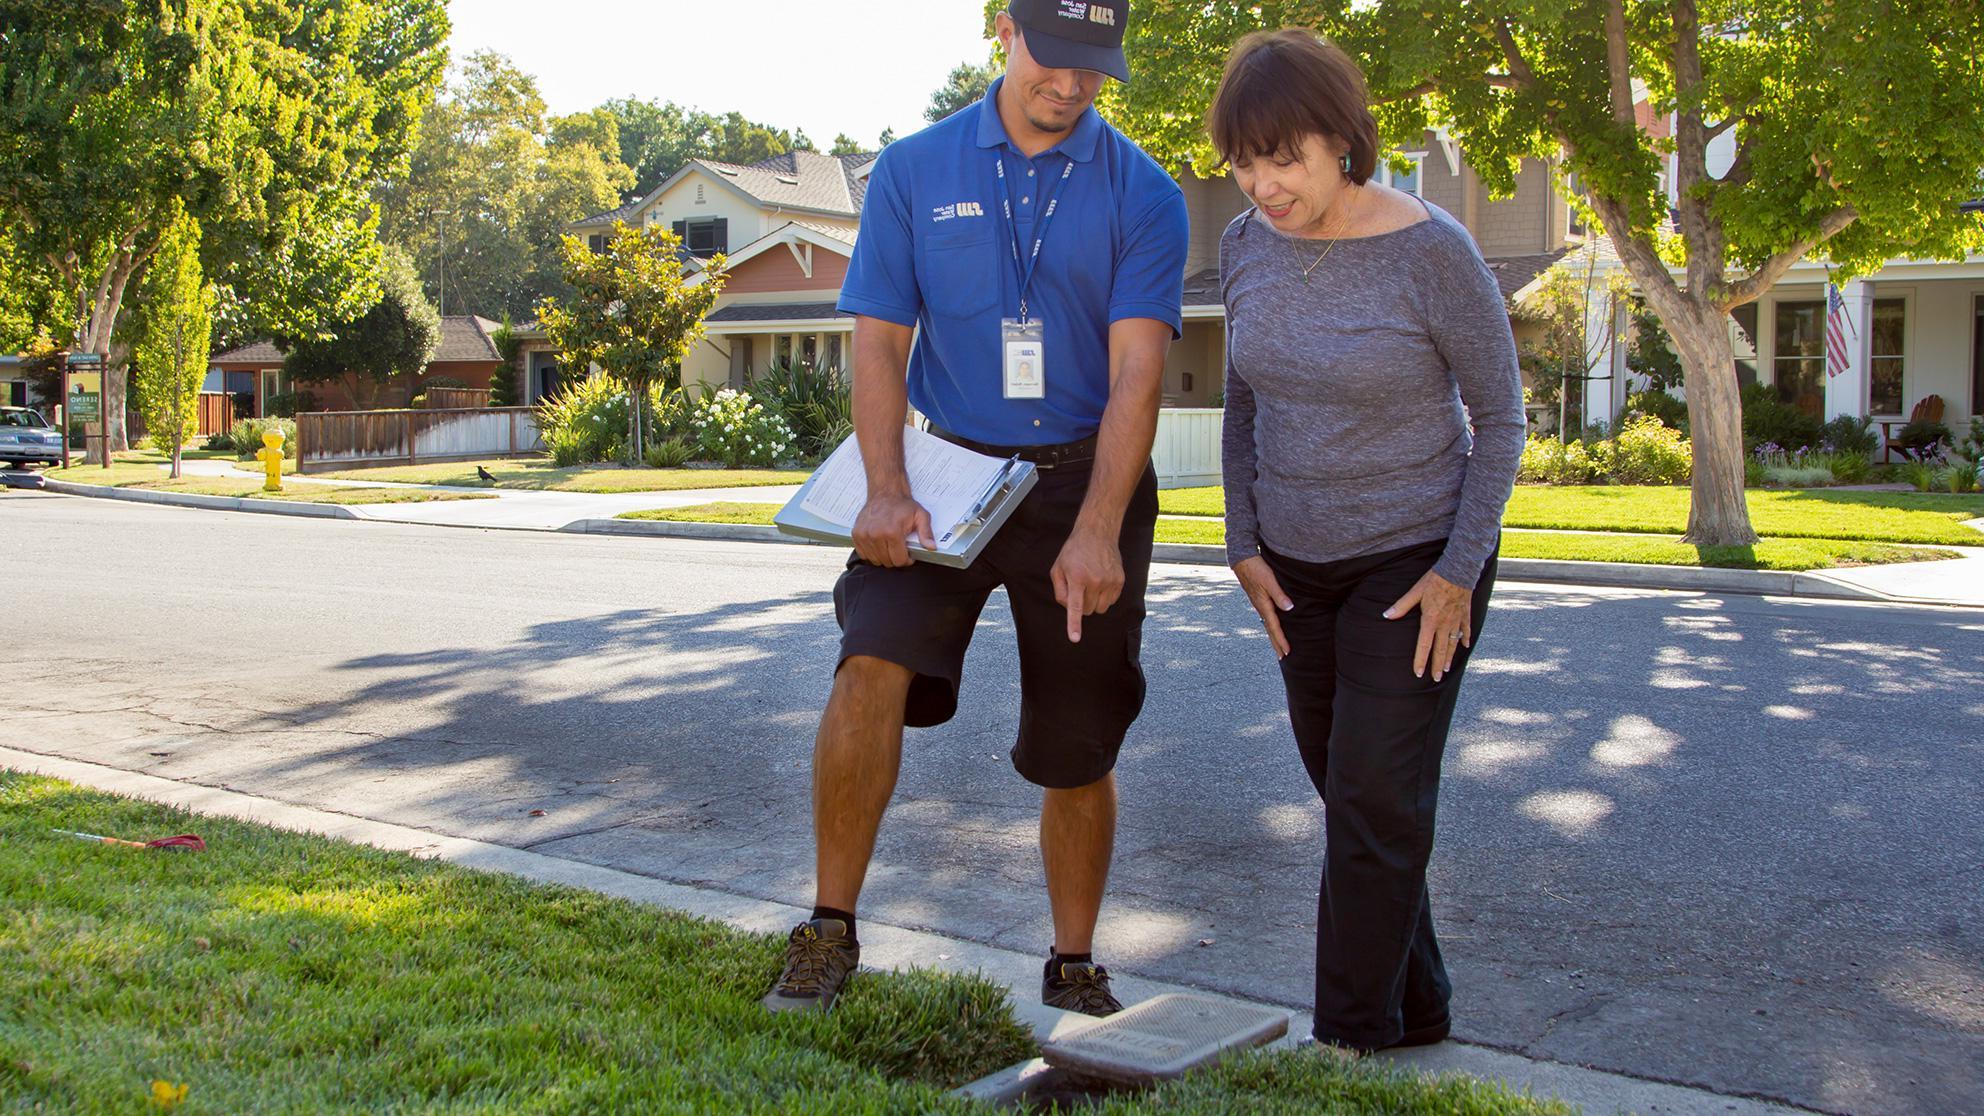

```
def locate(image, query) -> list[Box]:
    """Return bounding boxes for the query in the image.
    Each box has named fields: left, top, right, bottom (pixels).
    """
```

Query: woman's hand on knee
left=1383, top=570, right=1472, bottom=681
left=1232, top=556, right=1293, bottom=660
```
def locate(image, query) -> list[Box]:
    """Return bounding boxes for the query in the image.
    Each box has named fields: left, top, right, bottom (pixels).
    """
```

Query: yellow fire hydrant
left=257, top=429, right=286, bottom=493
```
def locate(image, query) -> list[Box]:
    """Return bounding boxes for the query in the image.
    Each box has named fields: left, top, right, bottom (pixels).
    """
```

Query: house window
left=587, top=233, right=607, bottom=253
left=1869, top=298, right=1905, bottom=416
left=1565, top=172, right=1588, bottom=238
left=1392, top=155, right=1423, bottom=197
left=5, top=380, right=24, bottom=407
left=1729, top=303, right=1760, bottom=387
left=672, top=218, right=728, bottom=255
left=828, top=335, right=844, bottom=371
left=802, top=335, right=819, bottom=365
left=1772, top=301, right=1826, bottom=421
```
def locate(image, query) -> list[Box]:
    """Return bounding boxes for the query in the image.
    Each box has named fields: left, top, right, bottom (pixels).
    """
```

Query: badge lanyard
left=994, top=154, right=1075, bottom=325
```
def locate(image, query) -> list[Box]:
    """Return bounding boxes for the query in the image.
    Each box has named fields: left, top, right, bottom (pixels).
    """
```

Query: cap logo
left=1088, top=5, right=1116, bottom=25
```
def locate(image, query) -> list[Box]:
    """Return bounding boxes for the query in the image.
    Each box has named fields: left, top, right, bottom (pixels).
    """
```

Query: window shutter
left=713, top=218, right=728, bottom=254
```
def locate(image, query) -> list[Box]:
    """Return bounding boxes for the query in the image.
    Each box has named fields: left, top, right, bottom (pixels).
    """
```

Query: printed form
left=800, top=426, right=1014, bottom=546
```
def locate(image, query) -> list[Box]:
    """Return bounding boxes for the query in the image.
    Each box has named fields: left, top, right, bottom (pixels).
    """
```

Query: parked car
left=0, top=407, right=65, bottom=468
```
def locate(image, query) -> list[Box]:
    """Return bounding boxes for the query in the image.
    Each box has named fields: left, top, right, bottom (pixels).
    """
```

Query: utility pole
left=429, top=208, right=451, bottom=318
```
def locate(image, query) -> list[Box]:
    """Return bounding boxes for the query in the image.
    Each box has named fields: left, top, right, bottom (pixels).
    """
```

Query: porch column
left=1583, top=295, right=1630, bottom=428
left=1826, top=278, right=1873, bottom=419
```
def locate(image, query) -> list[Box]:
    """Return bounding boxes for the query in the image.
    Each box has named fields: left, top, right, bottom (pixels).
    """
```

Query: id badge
left=1002, top=317, right=1046, bottom=400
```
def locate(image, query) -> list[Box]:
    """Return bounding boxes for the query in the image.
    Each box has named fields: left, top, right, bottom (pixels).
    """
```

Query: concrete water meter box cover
left=1040, top=992, right=1289, bottom=1084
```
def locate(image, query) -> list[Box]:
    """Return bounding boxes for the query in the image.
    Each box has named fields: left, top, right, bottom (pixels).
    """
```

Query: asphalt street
left=3, top=490, right=1978, bottom=1115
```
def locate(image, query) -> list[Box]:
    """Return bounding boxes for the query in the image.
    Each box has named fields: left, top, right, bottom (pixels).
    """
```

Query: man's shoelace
left=778, top=929, right=847, bottom=994
left=1054, top=965, right=1119, bottom=1010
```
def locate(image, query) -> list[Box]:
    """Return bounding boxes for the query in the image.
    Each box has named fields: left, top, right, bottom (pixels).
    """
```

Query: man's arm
left=847, top=314, right=930, bottom=569
left=1051, top=316, right=1171, bottom=640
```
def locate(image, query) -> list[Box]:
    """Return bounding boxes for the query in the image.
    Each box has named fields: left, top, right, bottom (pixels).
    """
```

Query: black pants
left=1265, top=538, right=1496, bottom=1050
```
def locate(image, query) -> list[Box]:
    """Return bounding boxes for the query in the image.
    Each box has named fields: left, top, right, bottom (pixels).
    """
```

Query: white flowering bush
left=691, top=389, right=793, bottom=467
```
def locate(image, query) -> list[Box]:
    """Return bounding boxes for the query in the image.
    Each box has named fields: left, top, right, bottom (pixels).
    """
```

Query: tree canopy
left=0, top=0, right=449, bottom=446
left=282, top=245, right=439, bottom=409
left=376, top=51, right=635, bottom=322
left=600, top=99, right=813, bottom=200
left=536, top=222, right=726, bottom=463
left=926, top=58, right=1000, bottom=123
left=1114, top=0, right=1984, bottom=545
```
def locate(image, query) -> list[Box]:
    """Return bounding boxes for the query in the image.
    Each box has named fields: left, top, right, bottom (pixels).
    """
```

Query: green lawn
left=316, top=458, right=810, bottom=493
left=44, top=463, right=492, bottom=506
left=628, top=504, right=1947, bottom=571
left=1159, top=485, right=1984, bottom=546
left=1, top=773, right=1562, bottom=1115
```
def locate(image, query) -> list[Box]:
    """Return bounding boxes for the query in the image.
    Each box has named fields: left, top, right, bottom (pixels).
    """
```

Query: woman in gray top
left=1209, top=29, right=1525, bottom=1054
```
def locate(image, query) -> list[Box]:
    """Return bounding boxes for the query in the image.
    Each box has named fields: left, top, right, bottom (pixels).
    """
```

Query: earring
left=1339, top=154, right=1351, bottom=176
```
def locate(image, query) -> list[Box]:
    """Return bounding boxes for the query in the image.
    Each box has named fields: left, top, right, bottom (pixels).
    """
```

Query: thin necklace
left=1300, top=187, right=1361, bottom=283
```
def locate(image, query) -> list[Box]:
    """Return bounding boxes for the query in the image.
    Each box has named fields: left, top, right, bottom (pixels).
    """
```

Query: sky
left=444, top=0, right=998, bottom=148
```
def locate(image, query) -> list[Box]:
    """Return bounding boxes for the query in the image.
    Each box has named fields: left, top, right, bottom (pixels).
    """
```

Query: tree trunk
left=629, top=387, right=645, bottom=465
left=1668, top=301, right=1758, bottom=546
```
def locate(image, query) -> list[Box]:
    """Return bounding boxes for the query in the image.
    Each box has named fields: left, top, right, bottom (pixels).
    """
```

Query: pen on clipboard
left=938, top=455, right=1023, bottom=546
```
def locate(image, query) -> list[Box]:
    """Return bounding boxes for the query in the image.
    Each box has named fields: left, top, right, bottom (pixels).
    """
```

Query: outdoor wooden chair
left=1880, top=394, right=1945, bottom=463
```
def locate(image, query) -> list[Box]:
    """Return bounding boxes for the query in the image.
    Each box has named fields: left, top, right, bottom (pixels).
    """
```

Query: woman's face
left=1231, top=132, right=1353, bottom=237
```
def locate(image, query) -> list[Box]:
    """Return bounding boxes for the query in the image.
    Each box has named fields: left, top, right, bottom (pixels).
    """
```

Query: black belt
left=927, top=425, right=1097, bottom=470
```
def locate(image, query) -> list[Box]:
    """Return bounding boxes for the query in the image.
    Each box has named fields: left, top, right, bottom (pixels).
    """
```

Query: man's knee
left=827, top=655, right=914, bottom=720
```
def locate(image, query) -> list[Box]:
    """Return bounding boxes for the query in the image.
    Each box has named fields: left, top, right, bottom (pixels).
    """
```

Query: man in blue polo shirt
left=762, top=0, right=1187, bottom=1018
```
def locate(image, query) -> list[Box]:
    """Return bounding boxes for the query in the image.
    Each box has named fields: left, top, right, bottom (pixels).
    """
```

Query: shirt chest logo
left=931, top=201, right=985, bottom=223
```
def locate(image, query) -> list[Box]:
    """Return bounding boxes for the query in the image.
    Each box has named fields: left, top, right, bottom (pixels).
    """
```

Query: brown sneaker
left=762, top=918, right=860, bottom=1014
left=1042, top=958, right=1123, bottom=1017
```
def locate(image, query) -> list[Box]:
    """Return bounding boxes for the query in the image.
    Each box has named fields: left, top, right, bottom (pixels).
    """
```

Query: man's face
left=996, top=12, right=1104, bottom=135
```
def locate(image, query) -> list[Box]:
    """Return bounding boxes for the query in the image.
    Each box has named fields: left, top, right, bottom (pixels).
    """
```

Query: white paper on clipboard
left=800, top=425, right=1014, bottom=547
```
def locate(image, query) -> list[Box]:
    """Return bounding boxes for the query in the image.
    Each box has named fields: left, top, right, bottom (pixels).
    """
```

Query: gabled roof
left=1490, top=249, right=1577, bottom=305
left=705, top=301, right=848, bottom=324
left=575, top=150, right=878, bottom=229
left=686, top=220, right=857, bottom=287
left=211, top=317, right=505, bottom=367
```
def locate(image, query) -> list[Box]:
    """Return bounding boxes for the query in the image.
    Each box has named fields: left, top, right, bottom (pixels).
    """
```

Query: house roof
left=576, top=150, right=877, bottom=228
left=1182, top=266, right=1220, bottom=307
left=211, top=316, right=505, bottom=367
left=1486, top=250, right=1575, bottom=304
left=705, top=301, right=849, bottom=324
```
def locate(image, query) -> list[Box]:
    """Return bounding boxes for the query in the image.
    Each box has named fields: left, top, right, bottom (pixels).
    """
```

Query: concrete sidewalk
left=40, top=461, right=1984, bottom=607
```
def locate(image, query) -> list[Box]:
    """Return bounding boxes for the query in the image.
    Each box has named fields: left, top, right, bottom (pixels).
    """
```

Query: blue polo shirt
left=837, top=78, right=1189, bottom=446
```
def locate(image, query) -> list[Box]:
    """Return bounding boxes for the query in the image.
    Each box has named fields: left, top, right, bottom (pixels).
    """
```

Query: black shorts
left=833, top=459, right=1159, bottom=788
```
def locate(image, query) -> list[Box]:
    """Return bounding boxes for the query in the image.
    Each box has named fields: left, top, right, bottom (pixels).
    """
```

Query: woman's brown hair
left=1207, top=29, right=1379, bottom=185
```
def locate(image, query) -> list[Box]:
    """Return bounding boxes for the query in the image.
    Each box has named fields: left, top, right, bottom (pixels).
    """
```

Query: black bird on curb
left=476, top=465, right=497, bottom=484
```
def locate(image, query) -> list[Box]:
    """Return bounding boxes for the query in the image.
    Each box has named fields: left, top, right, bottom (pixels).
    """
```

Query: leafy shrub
left=644, top=438, right=693, bottom=468
left=1518, top=436, right=1607, bottom=484
left=264, top=389, right=319, bottom=418
left=1820, top=414, right=1879, bottom=459
left=1763, top=465, right=1833, bottom=487
left=1624, top=388, right=1688, bottom=432
left=1947, top=461, right=1980, bottom=494
left=1893, top=419, right=1953, bottom=459
left=201, top=431, right=234, bottom=452
left=1603, top=416, right=1691, bottom=485
left=1956, top=417, right=1984, bottom=467
left=1899, top=456, right=1944, bottom=492
left=1826, top=450, right=1871, bottom=484
left=1744, top=456, right=1769, bottom=487
left=691, top=389, right=793, bottom=467
left=228, top=417, right=297, bottom=460
left=1740, top=382, right=1822, bottom=452
left=752, top=359, right=851, bottom=460
left=536, top=375, right=629, bottom=466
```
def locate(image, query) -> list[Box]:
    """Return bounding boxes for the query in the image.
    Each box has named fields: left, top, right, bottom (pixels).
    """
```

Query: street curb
left=565, top=517, right=1948, bottom=606
left=42, top=477, right=359, bottom=520
left=0, top=744, right=1819, bottom=1116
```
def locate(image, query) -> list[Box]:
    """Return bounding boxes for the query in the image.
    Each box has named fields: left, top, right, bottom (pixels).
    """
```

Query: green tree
left=132, top=205, right=213, bottom=477
left=376, top=52, right=635, bottom=321
left=830, top=133, right=864, bottom=157
left=0, top=0, right=449, bottom=451
left=1114, top=1, right=1984, bottom=545
left=601, top=99, right=808, bottom=199
left=926, top=58, right=1000, bottom=123
left=488, top=317, right=522, bottom=407
left=535, top=222, right=727, bottom=463
left=281, top=247, right=440, bottom=410
left=1519, top=249, right=1634, bottom=438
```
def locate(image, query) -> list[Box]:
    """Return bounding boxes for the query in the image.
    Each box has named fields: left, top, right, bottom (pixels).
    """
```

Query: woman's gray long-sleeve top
left=1219, top=202, right=1525, bottom=589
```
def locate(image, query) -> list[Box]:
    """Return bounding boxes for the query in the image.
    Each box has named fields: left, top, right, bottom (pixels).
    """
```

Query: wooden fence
left=1151, top=408, right=1222, bottom=488
left=197, top=393, right=237, bottom=437
left=296, top=407, right=543, bottom=473
left=422, top=387, right=492, bottom=409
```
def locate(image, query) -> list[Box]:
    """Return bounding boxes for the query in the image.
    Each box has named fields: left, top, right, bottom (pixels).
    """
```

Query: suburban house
left=1575, top=122, right=1983, bottom=441
left=529, top=128, right=1582, bottom=421
left=513, top=150, right=875, bottom=404
left=206, top=315, right=511, bottom=427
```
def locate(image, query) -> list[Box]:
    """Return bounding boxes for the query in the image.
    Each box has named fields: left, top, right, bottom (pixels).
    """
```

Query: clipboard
left=774, top=432, right=1038, bottom=568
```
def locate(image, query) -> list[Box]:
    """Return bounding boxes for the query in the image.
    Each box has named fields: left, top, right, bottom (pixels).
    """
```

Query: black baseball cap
left=1009, top=0, right=1131, bottom=83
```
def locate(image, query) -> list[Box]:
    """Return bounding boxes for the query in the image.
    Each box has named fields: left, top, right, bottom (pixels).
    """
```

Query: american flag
left=1825, top=283, right=1851, bottom=379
